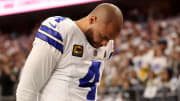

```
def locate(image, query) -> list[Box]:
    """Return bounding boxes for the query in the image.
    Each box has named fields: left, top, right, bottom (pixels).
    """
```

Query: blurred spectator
left=157, top=68, right=178, bottom=92
left=0, top=65, right=16, bottom=96
left=150, top=45, right=167, bottom=75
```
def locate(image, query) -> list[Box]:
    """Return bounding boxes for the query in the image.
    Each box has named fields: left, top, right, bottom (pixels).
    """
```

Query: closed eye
left=103, top=36, right=109, bottom=41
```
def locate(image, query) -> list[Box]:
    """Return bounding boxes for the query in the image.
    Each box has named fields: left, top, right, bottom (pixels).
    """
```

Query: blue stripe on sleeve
left=40, top=25, right=63, bottom=41
left=36, top=32, right=63, bottom=54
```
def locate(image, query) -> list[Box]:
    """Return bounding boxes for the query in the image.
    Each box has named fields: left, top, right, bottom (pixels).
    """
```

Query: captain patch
left=72, top=45, right=83, bottom=57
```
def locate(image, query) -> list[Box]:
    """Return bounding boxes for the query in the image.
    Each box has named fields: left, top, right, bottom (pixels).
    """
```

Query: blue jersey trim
left=36, top=32, right=63, bottom=54
left=40, top=25, right=63, bottom=41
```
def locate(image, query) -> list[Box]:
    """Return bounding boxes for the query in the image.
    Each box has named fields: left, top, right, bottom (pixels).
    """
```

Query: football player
left=16, top=3, right=123, bottom=101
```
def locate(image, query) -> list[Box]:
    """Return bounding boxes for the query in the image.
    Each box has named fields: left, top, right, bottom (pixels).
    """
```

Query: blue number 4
left=54, top=16, right=65, bottom=23
left=79, top=61, right=101, bottom=100
left=49, top=16, right=65, bottom=28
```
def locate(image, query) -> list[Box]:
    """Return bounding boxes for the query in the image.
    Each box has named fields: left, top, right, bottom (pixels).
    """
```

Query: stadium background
left=0, top=0, right=180, bottom=101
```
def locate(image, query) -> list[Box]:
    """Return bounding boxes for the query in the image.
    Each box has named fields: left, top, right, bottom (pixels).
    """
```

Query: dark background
left=0, top=0, right=179, bottom=34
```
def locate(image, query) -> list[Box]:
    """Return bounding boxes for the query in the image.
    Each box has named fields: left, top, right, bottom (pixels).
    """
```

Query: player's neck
left=75, top=18, right=88, bottom=34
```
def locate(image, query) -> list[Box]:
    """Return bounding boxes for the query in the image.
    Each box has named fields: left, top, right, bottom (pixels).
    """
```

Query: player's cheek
left=93, top=33, right=100, bottom=42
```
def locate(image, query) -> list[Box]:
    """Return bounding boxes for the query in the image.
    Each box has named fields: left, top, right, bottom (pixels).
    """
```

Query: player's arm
left=16, top=16, right=65, bottom=101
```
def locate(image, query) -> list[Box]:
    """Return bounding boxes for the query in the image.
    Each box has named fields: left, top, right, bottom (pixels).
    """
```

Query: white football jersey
left=16, top=16, right=114, bottom=101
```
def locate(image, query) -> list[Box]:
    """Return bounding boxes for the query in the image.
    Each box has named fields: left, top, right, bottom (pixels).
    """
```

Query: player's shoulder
left=40, top=16, right=75, bottom=38
left=34, top=16, right=72, bottom=54
left=41, top=16, right=68, bottom=30
left=43, top=16, right=76, bottom=36
left=34, top=16, right=76, bottom=54
left=42, top=16, right=74, bottom=27
left=42, top=16, right=66, bottom=24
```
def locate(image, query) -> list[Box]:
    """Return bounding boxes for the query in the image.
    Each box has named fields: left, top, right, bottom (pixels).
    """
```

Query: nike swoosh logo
left=49, top=22, right=56, bottom=28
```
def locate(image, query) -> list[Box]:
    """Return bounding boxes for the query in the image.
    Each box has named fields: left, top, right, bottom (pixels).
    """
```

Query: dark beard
left=84, top=29, right=96, bottom=47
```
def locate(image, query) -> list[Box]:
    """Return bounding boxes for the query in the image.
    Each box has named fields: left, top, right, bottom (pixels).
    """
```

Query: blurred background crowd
left=98, top=16, right=180, bottom=101
left=0, top=0, right=180, bottom=101
left=0, top=28, right=35, bottom=101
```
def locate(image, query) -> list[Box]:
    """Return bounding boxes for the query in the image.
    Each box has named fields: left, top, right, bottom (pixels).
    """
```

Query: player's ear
left=88, top=15, right=97, bottom=25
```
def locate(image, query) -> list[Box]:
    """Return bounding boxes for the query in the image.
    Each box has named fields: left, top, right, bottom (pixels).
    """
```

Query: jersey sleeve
left=36, top=16, right=66, bottom=54
left=16, top=16, right=66, bottom=101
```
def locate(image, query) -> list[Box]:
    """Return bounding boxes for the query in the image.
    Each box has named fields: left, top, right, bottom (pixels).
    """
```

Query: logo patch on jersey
left=72, top=45, right=83, bottom=57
